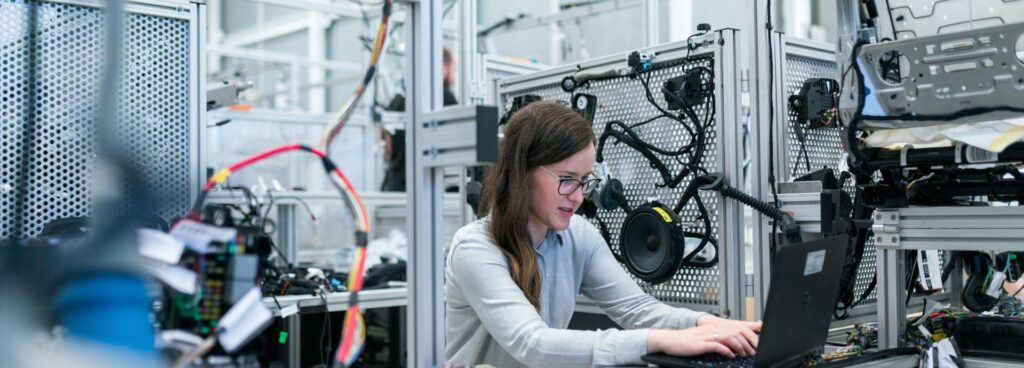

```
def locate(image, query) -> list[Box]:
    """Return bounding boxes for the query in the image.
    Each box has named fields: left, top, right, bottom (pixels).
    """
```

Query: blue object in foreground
left=53, top=273, right=158, bottom=358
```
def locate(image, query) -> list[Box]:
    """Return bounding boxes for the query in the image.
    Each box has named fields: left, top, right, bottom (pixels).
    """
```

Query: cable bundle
left=179, top=143, right=371, bottom=367
left=319, top=0, right=393, bottom=153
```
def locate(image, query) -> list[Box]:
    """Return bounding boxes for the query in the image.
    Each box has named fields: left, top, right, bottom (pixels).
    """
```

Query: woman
left=445, top=101, right=761, bottom=367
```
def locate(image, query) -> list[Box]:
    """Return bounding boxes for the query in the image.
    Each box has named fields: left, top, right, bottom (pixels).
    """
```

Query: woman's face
left=527, top=143, right=596, bottom=232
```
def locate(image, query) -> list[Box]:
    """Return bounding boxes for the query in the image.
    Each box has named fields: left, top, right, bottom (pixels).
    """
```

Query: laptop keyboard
left=686, top=353, right=755, bottom=367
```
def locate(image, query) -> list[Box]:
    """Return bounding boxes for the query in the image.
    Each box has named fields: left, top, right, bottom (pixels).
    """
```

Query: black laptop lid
left=755, top=236, right=850, bottom=368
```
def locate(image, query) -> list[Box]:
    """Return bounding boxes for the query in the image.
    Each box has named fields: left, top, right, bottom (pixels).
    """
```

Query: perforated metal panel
left=1, top=0, right=197, bottom=238
left=497, top=33, right=744, bottom=309
left=781, top=50, right=879, bottom=306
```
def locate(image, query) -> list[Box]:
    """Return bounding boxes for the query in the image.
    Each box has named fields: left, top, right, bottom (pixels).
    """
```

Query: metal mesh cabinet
left=496, top=30, right=747, bottom=317
left=1, top=0, right=204, bottom=238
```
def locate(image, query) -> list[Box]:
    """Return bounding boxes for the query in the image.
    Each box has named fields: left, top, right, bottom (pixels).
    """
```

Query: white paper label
left=147, top=260, right=198, bottom=294
left=138, top=229, right=185, bottom=264
left=804, top=250, right=826, bottom=276
left=217, top=287, right=273, bottom=353
left=917, top=250, right=944, bottom=292
left=934, top=338, right=961, bottom=367
left=280, top=305, right=299, bottom=318
left=986, top=271, right=1007, bottom=298
left=170, top=219, right=237, bottom=253
left=917, top=324, right=932, bottom=339
left=157, top=329, right=204, bottom=349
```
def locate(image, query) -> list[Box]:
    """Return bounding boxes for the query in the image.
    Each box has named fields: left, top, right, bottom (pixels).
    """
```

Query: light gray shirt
left=445, top=215, right=707, bottom=368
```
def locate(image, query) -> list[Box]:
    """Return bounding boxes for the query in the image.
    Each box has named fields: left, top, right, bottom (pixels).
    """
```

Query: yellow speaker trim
left=652, top=207, right=673, bottom=223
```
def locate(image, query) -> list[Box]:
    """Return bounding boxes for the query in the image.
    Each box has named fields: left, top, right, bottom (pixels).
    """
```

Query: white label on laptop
left=804, top=250, right=826, bottom=276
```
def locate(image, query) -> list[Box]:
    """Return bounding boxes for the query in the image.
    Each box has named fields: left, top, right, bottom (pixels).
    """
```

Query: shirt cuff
left=594, top=328, right=650, bottom=367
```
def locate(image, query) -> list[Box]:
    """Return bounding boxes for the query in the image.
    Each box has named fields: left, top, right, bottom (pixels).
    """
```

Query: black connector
left=663, top=69, right=711, bottom=110
left=596, top=178, right=631, bottom=213
left=499, top=94, right=542, bottom=126
left=628, top=51, right=654, bottom=73
left=789, top=78, right=839, bottom=128
left=572, top=93, right=598, bottom=123
left=698, top=173, right=803, bottom=244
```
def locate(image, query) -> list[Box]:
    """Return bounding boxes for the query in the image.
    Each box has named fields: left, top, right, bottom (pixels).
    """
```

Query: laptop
left=643, top=235, right=850, bottom=368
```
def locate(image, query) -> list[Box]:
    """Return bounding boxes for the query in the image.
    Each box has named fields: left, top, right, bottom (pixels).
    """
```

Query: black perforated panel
left=783, top=52, right=878, bottom=305
left=502, top=55, right=723, bottom=306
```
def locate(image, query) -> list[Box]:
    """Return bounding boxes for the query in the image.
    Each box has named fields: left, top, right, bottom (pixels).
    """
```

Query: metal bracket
left=770, top=181, right=847, bottom=235
left=872, top=209, right=901, bottom=248
left=854, top=22, right=1024, bottom=129
left=871, top=206, right=1024, bottom=251
left=418, top=105, right=498, bottom=168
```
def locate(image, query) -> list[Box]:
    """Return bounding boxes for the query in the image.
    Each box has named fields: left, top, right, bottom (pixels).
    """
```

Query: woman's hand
left=647, top=321, right=759, bottom=359
left=645, top=315, right=762, bottom=358
left=696, top=314, right=762, bottom=355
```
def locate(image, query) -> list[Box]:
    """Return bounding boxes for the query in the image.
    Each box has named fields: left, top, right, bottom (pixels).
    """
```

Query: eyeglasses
left=538, top=165, right=601, bottom=196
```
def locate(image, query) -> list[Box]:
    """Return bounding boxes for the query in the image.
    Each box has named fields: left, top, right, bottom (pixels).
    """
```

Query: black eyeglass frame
left=539, top=165, right=602, bottom=196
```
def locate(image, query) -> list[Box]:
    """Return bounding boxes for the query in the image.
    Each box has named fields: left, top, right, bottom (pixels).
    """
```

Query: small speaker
left=620, top=202, right=685, bottom=284
left=962, top=271, right=1000, bottom=313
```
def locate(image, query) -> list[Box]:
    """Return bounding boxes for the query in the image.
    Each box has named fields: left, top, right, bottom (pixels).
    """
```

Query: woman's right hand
left=647, top=325, right=757, bottom=359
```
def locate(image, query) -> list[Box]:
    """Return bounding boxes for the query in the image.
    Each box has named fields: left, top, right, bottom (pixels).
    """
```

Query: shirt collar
left=536, top=228, right=564, bottom=252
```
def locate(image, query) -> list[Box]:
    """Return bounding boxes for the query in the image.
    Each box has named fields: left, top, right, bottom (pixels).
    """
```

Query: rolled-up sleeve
left=578, top=222, right=709, bottom=330
left=448, top=240, right=651, bottom=367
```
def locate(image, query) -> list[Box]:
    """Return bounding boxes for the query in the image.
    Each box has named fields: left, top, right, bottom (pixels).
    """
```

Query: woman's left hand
left=695, top=315, right=762, bottom=355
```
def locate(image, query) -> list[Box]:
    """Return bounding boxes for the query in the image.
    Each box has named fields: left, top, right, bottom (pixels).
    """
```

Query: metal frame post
left=749, top=0, right=777, bottom=321
left=642, top=0, right=660, bottom=46
left=717, top=29, right=746, bottom=320
left=458, top=0, right=482, bottom=105
left=876, top=247, right=906, bottom=349
left=193, top=0, right=206, bottom=199
left=276, top=203, right=298, bottom=262
left=406, top=0, right=447, bottom=366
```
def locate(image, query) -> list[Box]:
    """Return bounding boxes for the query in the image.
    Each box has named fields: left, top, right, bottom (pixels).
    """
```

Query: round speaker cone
left=962, top=272, right=1000, bottom=313
left=620, top=202, right=684, bottom=284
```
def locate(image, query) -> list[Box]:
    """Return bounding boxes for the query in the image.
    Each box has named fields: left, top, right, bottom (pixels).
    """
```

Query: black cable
left=597, top=126, right=677, bottom=186
left=12, top=1, right=40, bottom=239
left=681, top=195, right=715, bottom=267
left=221, top=185, right=261, bottom=224
left=670, top=179, right=716, bottom=265
left=791, top=115, right=812, bottom=177
left=905, top=250, right=919, bottom=308
left=629, top=113, right=674, bottom=129
left=766, top=0, right=781, bottom=250
left=940, top=251, right=960, bottom=285
left=267, top=238, right=293, bottom=270
left=270, top=294, right=288, bottom=331
left=604, top=120, right=694, bottom=156
left=320, top=292, right=332, bottom=367
left=659, top=84, right=711, bottom=188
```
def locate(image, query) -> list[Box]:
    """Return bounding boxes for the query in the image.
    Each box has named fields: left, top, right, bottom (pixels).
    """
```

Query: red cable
left=203, top=144, right=310, bottom=191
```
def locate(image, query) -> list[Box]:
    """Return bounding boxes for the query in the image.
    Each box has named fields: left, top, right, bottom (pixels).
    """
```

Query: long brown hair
left=481, top=100, right=595, bottom=310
